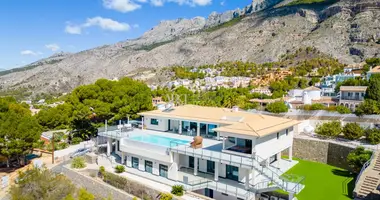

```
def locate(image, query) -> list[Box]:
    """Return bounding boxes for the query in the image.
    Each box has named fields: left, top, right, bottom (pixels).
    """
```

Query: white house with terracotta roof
left=98, top=105, right=304, bottom=200
left=367, top=66, right=380, bottom=80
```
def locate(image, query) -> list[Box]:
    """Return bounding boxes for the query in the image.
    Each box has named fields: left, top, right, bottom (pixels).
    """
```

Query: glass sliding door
left=226, top=165, right=239, bottom=181
left=145, top=160, right=153, bottom=173
left=189, top=156, right=194, bottom=168
left=159, top=164, right=168, bottom=178
left=207, top=160, right=215, bottom=173
left=132, top=157, right=139, bottom=169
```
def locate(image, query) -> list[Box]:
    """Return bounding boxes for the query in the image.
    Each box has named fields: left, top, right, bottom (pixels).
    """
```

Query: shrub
left=325, top=106, right=336, bottom=112
left=310, top=103, right=326, bottom=110
left=159, top=193, right=173, bottom=200
left=71, top=157, right=86, bottom=169
left=99, top=166, right=105, bottom=177
left=171, top=185, right=184, bottom=196
left=315, top=121, right=342, bottom=137
left=78, top=188, right=95, bottom=200
left=347, top=146, right=372, bottom=173
left=366, top=128, right=380, bottom=145
left=115, top=165, right=125, bottom=173
left=102, top=171, right=155, bottom=199
left=336, top=105, right=351, bottom=114
left=132, top=197, right=138, bottom=200
left=343, top=123, right=364, bottom=140
left=266, top=101, right=288, bottom=113
left=71, top=137, right=83, bottom=145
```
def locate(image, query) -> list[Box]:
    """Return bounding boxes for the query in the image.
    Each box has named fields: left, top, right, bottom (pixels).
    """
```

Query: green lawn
left=282, top=159, right=356, bottom=200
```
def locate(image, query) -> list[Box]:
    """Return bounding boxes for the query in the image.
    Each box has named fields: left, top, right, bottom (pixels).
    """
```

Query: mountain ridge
left=0, top=0, right=379, bottom=95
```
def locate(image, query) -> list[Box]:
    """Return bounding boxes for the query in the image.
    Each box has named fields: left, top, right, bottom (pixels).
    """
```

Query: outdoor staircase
left=354, top=150, right=380, bottom=199
left=170, top=142, right=304, bottom=195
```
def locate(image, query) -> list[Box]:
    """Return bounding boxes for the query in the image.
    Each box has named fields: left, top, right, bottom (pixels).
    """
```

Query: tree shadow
left=332, top=169, right=356, bottom=198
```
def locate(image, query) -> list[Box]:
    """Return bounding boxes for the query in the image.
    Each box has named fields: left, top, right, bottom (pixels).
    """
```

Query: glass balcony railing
left=170, top=141, right=304, bottom=194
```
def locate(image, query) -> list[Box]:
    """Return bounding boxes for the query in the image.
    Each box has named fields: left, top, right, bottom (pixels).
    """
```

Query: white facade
left=98, top=108, right=302, bottom=200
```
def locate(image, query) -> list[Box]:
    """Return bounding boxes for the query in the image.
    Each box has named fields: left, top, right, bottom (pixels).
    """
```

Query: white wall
left=307, top=90, right=321, bottom=100
left=143, top=116, right=169, bottom=131
left=194, top=189, right=240, bottom=200
left=255, top=128, right=293, bottom=159
left=124, top=152, right=174, bottom=178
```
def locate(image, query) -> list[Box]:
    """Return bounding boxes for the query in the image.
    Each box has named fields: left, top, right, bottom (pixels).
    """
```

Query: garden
left=314, top=121, right=380, bottom=145
left=279, top=147, right=372, bottom=200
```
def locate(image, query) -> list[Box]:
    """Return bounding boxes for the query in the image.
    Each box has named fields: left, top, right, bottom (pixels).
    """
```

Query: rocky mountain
left=0, top=0, right=379, bottom=95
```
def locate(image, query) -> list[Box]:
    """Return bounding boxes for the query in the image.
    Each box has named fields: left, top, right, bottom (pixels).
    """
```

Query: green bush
left=310, top=103, right=326, bottom=110
left=347, top=146, right=372, bottom=173
left=78, top=187, right=95, bottom=200
left=71, top=157, right=86, bottom=169
left=266, top=101, right=288, bottom=113
left=159, top=193, right=173, bottom=200
left=336, top=105, right=351, bottom=114
left=343, top=123, right=364, bottom=140
left=115, top=165, right=125, bottom=173
left=315, top=121, right=342, bottom=137
left=71, top=137, right=83, bottom=145
left=171, top=185, right=184, bottom=196
left=99, top=166, right=105, bottom=177
left=366, top=128, right=380, bottom=145
left=132, top=197, right=138, bottom=200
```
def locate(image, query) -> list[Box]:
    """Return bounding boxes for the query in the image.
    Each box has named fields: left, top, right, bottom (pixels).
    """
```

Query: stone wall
left=284, top=138, right=355, bottom=170
left=52, top=165, right=135, bottom=200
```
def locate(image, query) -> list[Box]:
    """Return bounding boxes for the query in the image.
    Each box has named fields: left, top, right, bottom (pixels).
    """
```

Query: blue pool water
left=130, top=135, right=189, bottom=147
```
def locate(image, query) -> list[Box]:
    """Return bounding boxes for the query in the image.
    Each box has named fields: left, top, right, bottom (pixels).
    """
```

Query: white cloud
left=65, top=24, right=82, bottom=34
left=84, top=17, right=131, bottom=31
left=45, top=43, right=60, bottom=52
left=103, top=0, right=142, bottom=12
left=65, top=17, right=131, bottom=34
left=220, top=0, right=225, bottom=6
left=151, top=0, right=164, bottom=6
left=167, top=0, right=211, bottom=6
left=20, top=50, right=43, bottom=56
left=102, top=0, right=211, bottom=11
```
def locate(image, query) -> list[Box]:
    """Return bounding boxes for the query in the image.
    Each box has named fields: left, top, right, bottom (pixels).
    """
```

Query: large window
left=207, top=160, right=215, bottom=173
left=145, top=160, right=153, bottom=173
left=269, top=154, right=277, bottom=164
left=132, top=157, right=139, bottom=169
left=150, top=118, right=159, bottom=125
left=159, top=164, right=168, bottom=178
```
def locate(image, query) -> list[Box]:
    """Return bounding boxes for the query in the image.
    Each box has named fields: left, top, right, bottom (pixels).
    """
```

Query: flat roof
left=139, top=105, right=299, bottom=137
left=340, top=86, right=368, bottom=92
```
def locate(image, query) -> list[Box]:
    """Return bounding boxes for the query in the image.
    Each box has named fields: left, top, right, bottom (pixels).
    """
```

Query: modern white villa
left=97, top=105, right=304, bottom=200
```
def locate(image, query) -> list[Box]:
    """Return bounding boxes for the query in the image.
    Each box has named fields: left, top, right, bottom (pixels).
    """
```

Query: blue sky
left=0, top=0, right=250, bottom=70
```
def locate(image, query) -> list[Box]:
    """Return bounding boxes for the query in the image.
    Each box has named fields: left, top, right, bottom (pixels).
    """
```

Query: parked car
left=70, top=148, right=90, bottom=158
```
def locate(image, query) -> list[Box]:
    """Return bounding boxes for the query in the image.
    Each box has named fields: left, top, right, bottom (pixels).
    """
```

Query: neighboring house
left=40, top=129, right=68, bottom=144
left=339, top=86, right=367, bottom=111
left=367, top=66, right=380, bottom=80
left=98, top=105, right=304, bottom=200
left=250, top=87, right=272, bottom=96
left=320, top=73, right=360, bottom=97
left=288, top=86, right=321, bottom=105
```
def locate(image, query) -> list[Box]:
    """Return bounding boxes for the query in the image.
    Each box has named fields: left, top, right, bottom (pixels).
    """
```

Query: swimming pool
left=130, top=135, right=189, bottom=147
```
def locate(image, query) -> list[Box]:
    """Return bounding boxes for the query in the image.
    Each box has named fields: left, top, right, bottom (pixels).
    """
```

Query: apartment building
left=98, top=105, right=304, bottom=200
